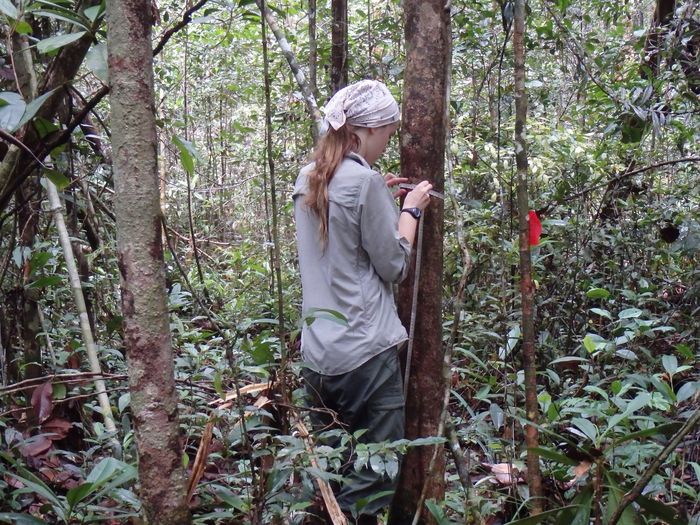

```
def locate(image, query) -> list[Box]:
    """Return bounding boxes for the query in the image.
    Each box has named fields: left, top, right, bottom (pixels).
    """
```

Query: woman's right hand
left=403, top=180, right=433, bottom=211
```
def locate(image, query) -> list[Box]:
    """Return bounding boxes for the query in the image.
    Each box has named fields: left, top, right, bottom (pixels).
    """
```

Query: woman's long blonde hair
left=305, top=125, right=360, bottom=245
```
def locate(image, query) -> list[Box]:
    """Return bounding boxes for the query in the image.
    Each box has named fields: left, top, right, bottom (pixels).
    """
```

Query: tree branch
left=255, top=0, right=323, bottom=140
left=152, top=0, right=210, bottom=56
left=547, top=156, right=700, bottom=211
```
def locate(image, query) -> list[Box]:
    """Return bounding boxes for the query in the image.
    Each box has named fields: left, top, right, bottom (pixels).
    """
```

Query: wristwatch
left=401, top=207, right=422, bottom=220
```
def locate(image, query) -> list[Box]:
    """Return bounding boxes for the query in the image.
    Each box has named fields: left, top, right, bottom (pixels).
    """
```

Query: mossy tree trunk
left=390, top=1, right=450, bottom=524
left=106, top=2, right=191, bottom=523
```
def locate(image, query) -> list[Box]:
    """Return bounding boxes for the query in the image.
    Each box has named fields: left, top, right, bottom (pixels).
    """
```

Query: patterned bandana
left=321, top=80, right=400, bottom=132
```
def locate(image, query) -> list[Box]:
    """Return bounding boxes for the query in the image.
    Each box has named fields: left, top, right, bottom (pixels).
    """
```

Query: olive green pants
left=302, top=347, right=405, bottom=517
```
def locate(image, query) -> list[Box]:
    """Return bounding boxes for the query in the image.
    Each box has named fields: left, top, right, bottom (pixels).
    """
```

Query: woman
left=293, top=80, right=433, bottom=524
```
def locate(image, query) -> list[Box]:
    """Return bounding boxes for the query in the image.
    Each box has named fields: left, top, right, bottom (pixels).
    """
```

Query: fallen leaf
left=31, top=380, right=54, bottom=423
left=487, top=462, right=520, bottom=485
left=565, top=460, right=592, bottom=488
left=20, top=435, right=52, bottom=457
left=42, top=417, right=72, bottom=440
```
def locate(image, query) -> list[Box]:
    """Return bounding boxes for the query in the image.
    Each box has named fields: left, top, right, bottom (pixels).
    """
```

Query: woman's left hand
left=384, top=173, right=408, bottom=199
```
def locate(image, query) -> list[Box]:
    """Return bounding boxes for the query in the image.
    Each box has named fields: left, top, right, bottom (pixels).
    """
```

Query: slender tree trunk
left=390, top=1, right=450, bottom=524
left=106, top=3, right=191, bottom=523
left=513, top=0, right=544, bottom=514
left=261, top=0, right=288, bottom=389
left=308, top=0, right=318, bottom=100
left=331, top=0, right=348, bottom=94
left=46, top=181, right=118, bottom=438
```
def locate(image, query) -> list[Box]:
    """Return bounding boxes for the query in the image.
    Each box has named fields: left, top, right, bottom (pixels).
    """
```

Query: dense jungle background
left=0, top=0, right=699, bottom=523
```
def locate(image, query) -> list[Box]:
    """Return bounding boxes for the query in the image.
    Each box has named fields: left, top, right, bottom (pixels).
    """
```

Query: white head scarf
left=322, top=80, right=400, bottom=132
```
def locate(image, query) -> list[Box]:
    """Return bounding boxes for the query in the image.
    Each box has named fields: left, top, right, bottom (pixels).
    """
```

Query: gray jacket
left=293, top=152, right=411, bottom=375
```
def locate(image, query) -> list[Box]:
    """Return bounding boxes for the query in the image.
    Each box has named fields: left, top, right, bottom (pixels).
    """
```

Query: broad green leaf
left=118, top=392, right=130, bottom=413
left=424, top=500, right=449, bottom=524
left=83, top=458, right=137, bottom=504
left=590, top=307, right=612, bottom=319
left=618, top=308, right=642, bottom=319
left=661, top=354, right=678, bottom=376
left=604, top=472, right=642, bottom=525
left=614, top=349, right=638, bottom=360
left=489, top=402, right=504, bottom=430
left=44, top=170, right=71, bottom=191
left=17, top=88, right=57, bottom=129
left=172, top=135, right=201, bottom=175
left=602, top=392, right=650, bottom=438
left=84, top=4, right=105, bottom=22
left=555, top=486, right=593, bottom=525
left=583, top=333, right=605, bottom=354
left=0, top=0, right=19, bottom=19
left=12, top=246, right=31, bottom=268
left=613, top=421, right=681, bottom=445
left=15, top=20, right=33, bottom=34
left=7, top=471, right=64, bottom=512
left=86, top=42, right=108, bottom=82
left=549, top=356, right=589, bottom=365
left=528, top=446, right=578, bottom=466
left=86, top=457, right=128, bottom=487
left=26, top=275, right=62, bottom=289
left=30, top=251, right=51, bottom=271
left=0, top=91, right=26, bottom=131
left=570, top=417, right=598, bottom=443
left=31, top=9, right=89, bottom=30
left=52, top=383, right=66, bottom=400
left=0, top=513, right=49, bottom=525
left=499, top=325, right=521, bottom=359
left=586, top=288, right=610, bottom=300
left=66, top=482, right=95, bottom=508
left=213, top=487, right=250, bottom=511
left=36, top=31, right=86, bottom=54
left=676, top=381, right=700, bottom=403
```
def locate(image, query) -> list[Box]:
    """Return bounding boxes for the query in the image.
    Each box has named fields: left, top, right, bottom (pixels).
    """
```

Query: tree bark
left=331, top=0, right=348, bottom=94
left=642, top=0, right=676, bottom=77
left=106, top=2, right=191, bottom=523
left=308, top=0, right=318, bottom=100
left=11, top=33, right=42, bottom=382
left=513, top=0, right=544, bottom=514
left=390, top=1, right=450, bottom=524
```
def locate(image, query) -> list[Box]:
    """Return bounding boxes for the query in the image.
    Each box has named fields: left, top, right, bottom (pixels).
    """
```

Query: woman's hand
left=403, top=180, right=433, bottom=210
left=384, top=172, right=408, bottom=199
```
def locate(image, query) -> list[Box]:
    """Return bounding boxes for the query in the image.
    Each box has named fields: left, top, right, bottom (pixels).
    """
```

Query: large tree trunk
left=390, top=1, right=450, bottom=524
left=331, top=0, right=348, bottom=94
left=106, top=2, right=191, bottom=524
left=513, top=0, right=544, bottom=515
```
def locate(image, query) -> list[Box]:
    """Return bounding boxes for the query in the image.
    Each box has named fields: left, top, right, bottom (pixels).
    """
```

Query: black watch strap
left=401, top=207, right=422, bottom=220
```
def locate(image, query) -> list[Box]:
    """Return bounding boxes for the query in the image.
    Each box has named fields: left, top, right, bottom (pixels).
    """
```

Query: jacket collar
left=346, top=151, right=371, bottom=169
